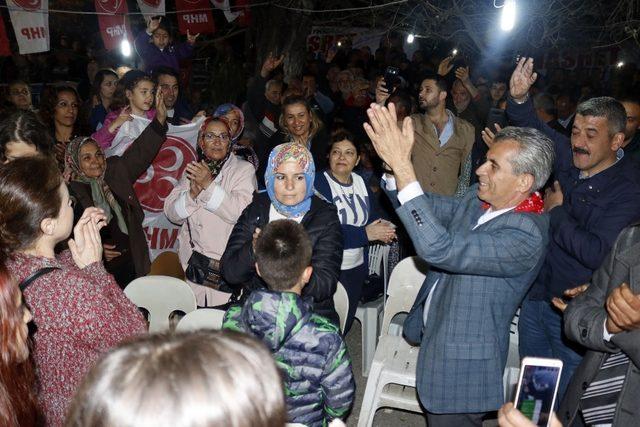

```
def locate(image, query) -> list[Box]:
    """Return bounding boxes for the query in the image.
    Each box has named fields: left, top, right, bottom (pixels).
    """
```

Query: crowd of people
left=0, top=15, right=639, bottom=427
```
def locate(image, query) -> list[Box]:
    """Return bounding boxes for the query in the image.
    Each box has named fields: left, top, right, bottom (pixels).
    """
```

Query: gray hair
left=265, top=79, right=283, bottom=91
left=533, top=93, right=556, bottom=116
left=494, top=126, right=555, bottom=192
left=576, top=96, right=626, bottom=136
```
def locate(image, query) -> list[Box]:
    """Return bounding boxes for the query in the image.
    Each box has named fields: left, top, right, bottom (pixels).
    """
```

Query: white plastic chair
left=357, top=256, right=428, bottom=427
left=175, top=308, right=226, bottom=332
left=503, top=308, right=521, bottom=401
left=354, top=243, right=391, bottom=376
left=333, top=281, right=349, bottom=333
left=124, top=276, right=197, bottom=333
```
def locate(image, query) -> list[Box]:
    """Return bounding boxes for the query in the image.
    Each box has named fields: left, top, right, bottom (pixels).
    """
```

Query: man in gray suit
left=363, top=103, right=555, bottom=426
left=555, top=224, right=640, bottom=426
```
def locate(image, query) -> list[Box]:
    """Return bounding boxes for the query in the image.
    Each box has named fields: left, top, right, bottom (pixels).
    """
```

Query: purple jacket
left=134, top=31, right=193, bottom=72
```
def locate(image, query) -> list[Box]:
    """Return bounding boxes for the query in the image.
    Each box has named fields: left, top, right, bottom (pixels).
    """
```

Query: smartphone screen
left=515, top=364, right=561, bottom=426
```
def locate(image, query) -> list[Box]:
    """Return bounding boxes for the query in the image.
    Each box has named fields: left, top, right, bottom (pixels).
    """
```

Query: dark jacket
left=506, top=96, right=640, bottom=299
left=69, top=118, right=168, bottom=278
left=133, top=31, right=193, bottom=73
left=560, top=224, right=640, bottom=426
left=247, top=74, right=281, bottom=138
left=221, top=192, right=343, bottom=323
left=167, top=98, right=194, bottom=126
left=223, top=290, right=355, bottom=426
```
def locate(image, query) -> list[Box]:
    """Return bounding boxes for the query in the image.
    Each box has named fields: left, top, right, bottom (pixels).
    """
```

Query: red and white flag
left=6, top=0, right=49, bottom=54
left=176, top=0, right=215, bottom=35
left=136, top=0, right=165, bottom=18
left=0, top=14, right=12, bottom=56
left=106, top=117, right=204, bottom=260
left=95, top=0, right=133, bottom=51
left=210, top=0, right=239, bottom=23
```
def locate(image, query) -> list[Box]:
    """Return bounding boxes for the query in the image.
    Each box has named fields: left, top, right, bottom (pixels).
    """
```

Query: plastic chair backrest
left=175, top=308, right=226, bottom=332
left=381, top=256, right=428, bottom=334
left=333, top=281, right=349, bottom=333
left=124, top=276, right=197, bottom=333
left=148, top=251, right=185, bottom=280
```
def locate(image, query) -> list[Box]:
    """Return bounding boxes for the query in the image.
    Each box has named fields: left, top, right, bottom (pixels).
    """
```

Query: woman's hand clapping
left=186, top=161, right=213, bottom=198
left=366, top=219, right=396, bottom=244
left=68, top=207, right=107, bottom=269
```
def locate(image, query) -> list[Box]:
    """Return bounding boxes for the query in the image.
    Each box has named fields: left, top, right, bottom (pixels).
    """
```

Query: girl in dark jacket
left=65, top=90, right=168, bottom=287
left=222, top=142, right=343, bottom=323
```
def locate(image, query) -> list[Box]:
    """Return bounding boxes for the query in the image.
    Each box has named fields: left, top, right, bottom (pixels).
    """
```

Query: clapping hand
left=481, top=124, right=502, bottom=148
left=606, top=282, right=640, bottom=333
left=68, top=207, right=107, bottom=269
left=185, top=161, right=213, bottom=193
left=510, top=57, right=537, bottom=101
left=366, top=219, right=396, bottom=244
left=551, top=283, right=589, bottom=312
left=437, top=56, right=454, bottom=76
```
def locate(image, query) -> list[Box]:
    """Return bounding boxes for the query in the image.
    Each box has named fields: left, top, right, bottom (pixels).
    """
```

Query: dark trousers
left=426, top=410, right=489, bottom=427
left=339, top=262, right=368, bottom=333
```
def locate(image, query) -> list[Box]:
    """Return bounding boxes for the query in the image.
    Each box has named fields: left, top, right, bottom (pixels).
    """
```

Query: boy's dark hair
left=254, top=220, right=312, bottom=291
left=419, top=72, right=448, bottom=92
left=152, top=66, right=180, bottom=82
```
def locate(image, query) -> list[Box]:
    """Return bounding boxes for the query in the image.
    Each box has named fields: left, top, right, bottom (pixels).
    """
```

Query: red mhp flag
left=176, top=0, right=215, bottom=35
left=95, top=0, right=133, bottom=51
left=0, top=14, right=12, bottom=56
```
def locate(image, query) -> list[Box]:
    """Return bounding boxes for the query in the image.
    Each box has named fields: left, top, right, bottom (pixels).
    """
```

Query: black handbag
left=184, top=220, right=225, bottom=290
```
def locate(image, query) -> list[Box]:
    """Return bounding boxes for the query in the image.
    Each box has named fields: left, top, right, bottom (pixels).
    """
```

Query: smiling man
left=364, top=103, right=554, bottom=426
left=506, top=58, right=640, bottom=399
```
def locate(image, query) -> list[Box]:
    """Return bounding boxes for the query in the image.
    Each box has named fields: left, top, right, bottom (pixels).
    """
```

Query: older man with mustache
left=505, top=58, right=640, bottom=400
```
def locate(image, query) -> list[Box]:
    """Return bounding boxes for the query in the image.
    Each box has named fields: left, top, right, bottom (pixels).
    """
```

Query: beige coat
left=410, top=113, right=475, bottom=196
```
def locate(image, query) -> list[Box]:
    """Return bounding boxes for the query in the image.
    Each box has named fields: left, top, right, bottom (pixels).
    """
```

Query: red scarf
left=481, top=192, right=544, bottom=214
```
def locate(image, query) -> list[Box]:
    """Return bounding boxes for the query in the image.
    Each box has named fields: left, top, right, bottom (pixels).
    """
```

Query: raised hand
left=147, top=17, right=161, bottom=33
left=437, top=56, right=454, bottom=76
left=481, top=124, right=502, bottom=148
left=455, top=66, right=471, bottom=84
left=155, top=88, right=167, bottom=125
left=261, top=52, right=285, bottom=78
left=68, top=207, right=107, bottom=269
left=375, top=77, right=390, bottom=105
left=187, top=29, right=199, bottom=45
left=510, top=57, right=537, bottom=101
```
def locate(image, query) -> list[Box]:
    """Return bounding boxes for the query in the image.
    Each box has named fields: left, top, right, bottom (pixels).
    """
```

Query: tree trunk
left=253, top=2, right=314, bottom=81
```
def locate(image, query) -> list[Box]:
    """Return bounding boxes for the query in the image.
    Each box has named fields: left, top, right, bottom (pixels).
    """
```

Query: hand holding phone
left=513, top=357, right=563, bottom=427
left=384, top=66, right=400, bottom=95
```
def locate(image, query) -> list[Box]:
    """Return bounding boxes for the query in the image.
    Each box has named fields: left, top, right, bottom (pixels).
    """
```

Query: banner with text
left=0, top=14, right=12, bottom=56
left=95, top=0, right=132, bottom=51
left=136, top=0, right=165, bottom=18
left=106, top=117, right=204, bottom=260
left=7, top=0, right=49, bottom=54
left=176, top=0, right=215, bottom=35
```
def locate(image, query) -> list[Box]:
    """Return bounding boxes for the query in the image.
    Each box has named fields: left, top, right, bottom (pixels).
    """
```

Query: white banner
left=210, top=0, right=240, bottom=23
left=7, top=0, right=49, bottom=54
left=107, top=116, right=204, bottom=260
left=136, top=0, right=165, bottom=18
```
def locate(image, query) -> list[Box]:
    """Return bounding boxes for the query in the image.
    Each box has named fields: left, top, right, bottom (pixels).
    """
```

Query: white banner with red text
left=95, top=0, right=133, bottom=51
left=7, top=0, right=49, bottom=54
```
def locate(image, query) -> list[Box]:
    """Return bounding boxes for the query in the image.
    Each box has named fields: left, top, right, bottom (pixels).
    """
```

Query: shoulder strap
left=19, top=267, right=60, bottom=292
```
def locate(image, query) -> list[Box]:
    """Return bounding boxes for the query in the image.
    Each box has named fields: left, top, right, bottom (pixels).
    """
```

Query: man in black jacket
left=506, top=57, right=640, bottom=399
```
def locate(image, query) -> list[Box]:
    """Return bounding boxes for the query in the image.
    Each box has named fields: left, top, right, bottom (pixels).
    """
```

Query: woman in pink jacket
left=164, top=117, right=256, bottom=307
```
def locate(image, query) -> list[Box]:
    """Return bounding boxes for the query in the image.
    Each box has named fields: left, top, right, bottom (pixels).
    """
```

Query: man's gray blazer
left=560, top=224, right=640, bottom=426
left=393, top=184, right=549, bottom=413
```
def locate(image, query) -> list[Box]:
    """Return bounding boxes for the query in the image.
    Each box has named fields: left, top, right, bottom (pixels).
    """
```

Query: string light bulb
left=121, top=39, right=132, bottom=57
left=500, top=0, right=516, bottom=31
left=407, top=33, right=415, bottom=43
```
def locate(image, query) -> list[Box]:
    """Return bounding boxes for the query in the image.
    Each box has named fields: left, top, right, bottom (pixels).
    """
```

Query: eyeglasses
left=202, top=132, right=230, bottom=142
left=10, top=89, right=29, bottom=96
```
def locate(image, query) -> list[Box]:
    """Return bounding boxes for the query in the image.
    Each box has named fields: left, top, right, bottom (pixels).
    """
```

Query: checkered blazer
left=394, top=184, right=549, bottom=414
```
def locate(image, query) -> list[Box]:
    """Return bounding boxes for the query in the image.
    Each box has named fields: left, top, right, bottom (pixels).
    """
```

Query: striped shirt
left=580, top=352, right=630, bottom=426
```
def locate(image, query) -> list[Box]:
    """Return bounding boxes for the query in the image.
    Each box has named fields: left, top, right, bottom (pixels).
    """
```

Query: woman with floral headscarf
left=66, top=92, right=168, bottom=287
left=213, top=103, right=259, bottom=170
left=222, top=142, right=343, bottom=324
left=165, top=117, right=257, bottom=307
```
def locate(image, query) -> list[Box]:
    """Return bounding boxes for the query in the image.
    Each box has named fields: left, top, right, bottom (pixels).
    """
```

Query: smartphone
left=384, top=66, right=400, bottom=93
left=514, top=357, right=563, bottom=427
